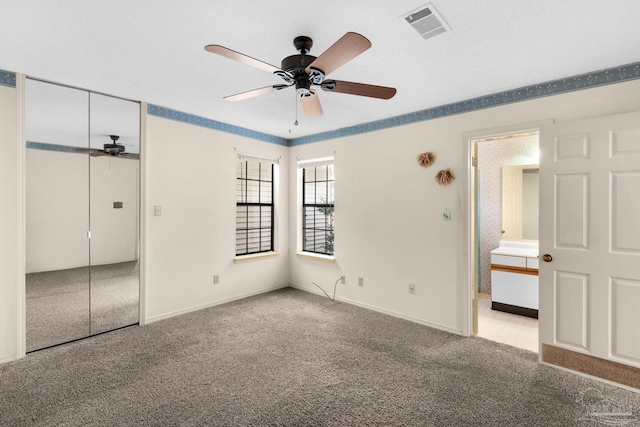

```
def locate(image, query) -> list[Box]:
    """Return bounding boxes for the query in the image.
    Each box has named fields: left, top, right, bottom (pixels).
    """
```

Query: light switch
left=154, top=206, right=163, bottom=216
left=442, top=209, right=451, bottom=221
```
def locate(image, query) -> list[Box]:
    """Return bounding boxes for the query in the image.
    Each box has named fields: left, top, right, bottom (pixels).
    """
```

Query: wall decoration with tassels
left=416, top=151, right=435, bottom=168
left=435, top=168, right=455, bottom=186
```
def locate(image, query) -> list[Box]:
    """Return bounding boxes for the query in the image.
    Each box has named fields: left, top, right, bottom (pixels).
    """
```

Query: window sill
left=234, top=251, right=280, bottom=264
left=295, top=252, right=336, bottom=264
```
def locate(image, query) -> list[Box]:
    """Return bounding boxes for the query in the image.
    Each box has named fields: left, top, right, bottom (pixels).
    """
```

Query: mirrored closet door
left=25, top=79, right=140, bottom=352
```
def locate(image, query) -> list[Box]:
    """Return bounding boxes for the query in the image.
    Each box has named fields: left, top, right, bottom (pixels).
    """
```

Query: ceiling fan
left=75, top=135, right=139, bottom=159
left=204, top=32, right=396, bottom=118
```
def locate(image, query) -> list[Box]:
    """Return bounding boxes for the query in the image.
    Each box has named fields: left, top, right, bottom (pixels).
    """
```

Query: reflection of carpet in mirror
left=26, top=261, right=139, bottom=352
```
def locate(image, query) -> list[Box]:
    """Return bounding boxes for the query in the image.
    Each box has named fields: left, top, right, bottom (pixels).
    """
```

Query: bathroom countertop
left=490, top=240, right=539, bottom=258
left=490, top=247, right=539, bottom=257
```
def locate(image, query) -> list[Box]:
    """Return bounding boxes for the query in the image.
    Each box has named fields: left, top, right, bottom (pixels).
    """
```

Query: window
left=302, top=160, right=334, bottom=255
left=236, top=154, right=276, bottom=256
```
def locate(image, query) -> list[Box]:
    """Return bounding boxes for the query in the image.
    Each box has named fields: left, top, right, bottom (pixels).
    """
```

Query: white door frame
left=460, top=119, right=552, bottom=337
left=15, top=79, right=147, bottom=360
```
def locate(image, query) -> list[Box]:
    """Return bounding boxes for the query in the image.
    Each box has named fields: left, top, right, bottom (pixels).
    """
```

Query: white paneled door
left=539, top=111, right=640, bottom=367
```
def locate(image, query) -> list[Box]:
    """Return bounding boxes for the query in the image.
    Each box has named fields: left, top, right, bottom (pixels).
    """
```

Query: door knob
left=542, top=254, right=553, bottom=262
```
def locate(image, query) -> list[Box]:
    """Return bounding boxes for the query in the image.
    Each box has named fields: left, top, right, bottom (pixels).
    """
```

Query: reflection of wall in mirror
left=90, top=155, right=139, bottom=266
left=501, top=165, right=539, bottom=240
left=26, top=149, right=138, bottom=273
left=477, top=133, right=539, bottom=295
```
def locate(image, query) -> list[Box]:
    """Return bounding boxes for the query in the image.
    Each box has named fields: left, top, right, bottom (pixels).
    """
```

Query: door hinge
left=87, top=230, right=91, bottom=239
left=472, top=157, right=478, bottom=167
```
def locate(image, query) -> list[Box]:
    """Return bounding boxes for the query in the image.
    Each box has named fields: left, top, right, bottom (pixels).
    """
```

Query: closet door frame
left=22, top=76, right=142, bottom=354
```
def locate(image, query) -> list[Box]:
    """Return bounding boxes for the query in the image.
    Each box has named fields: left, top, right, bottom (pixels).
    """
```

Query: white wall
left=144, top=116, right=290, bottom=322
left=288, top=79, right=640, bottom=334
left=0, top=84, right=18, bottom=362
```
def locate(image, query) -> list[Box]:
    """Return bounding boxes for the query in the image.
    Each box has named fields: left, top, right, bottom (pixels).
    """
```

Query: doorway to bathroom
left=470, top=129, right=540, bottom=353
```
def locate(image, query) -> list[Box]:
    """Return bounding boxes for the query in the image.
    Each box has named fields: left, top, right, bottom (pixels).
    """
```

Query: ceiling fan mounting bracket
left=309, top=67, right=326, bottom=85
left=293, top=36, right=313, bottom=55
left=320, top=81, right=336, bottom=91
left=273, top=70, right=294, bottom=85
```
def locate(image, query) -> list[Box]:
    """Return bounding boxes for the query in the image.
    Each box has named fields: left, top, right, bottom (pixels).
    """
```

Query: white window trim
left=234, top=251, right=280, bottom=264
left=297, top=156, right=335, bottom=257
left=295, top=251, right=335, bottom=263
left=235, top=152, right=278, bottom=257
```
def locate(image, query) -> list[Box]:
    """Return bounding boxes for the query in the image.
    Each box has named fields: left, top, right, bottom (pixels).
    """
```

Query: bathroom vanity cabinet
left=490, top=240, right=539, bottom=318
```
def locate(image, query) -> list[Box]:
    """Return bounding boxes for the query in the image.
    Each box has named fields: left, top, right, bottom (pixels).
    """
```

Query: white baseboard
left=145, top=284, right=290, bottom=324
left=0, top=355, right=17, bottom=365
left=290, top=284, right=463, bottom=336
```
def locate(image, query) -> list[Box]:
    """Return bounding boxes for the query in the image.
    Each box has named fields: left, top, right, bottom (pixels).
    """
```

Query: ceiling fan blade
left=224, top=84, right=290, bottom=102
left=205, top=45, right=283, bottom=74
left=321, top=80, right=396, bottom=99
left=299, top=89, right=323, bottom=118
left=305, top=32, right=371, bottom=76
left=75, top=147, right=107, bottom=156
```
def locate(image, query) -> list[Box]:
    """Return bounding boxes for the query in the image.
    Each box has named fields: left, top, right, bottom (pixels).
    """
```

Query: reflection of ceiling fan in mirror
left=205, top=32, right=396, bottom=118
left=76, top=135, right=139, bottom=159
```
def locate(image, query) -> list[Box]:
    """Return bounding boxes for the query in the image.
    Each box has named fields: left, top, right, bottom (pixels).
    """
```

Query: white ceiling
left=2, top=0, right=640, bottom=140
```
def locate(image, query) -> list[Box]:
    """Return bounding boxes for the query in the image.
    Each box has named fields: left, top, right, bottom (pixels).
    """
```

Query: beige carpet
left=4, top=288, right=640, bottom=426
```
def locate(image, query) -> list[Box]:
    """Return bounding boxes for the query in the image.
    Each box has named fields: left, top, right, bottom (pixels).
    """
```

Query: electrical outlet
left=442, top=208, right=451, bottom=221
left=408, top=283, right=416, bottom=294
left=213, top=274, right=219, bottom=285
left=358, top=277, right=364, bottom=287
left=340, top=276, right=346, bottom=284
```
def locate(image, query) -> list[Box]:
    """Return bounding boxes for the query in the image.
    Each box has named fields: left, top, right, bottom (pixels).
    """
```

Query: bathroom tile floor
left=477, top=296, right=538, bottom=353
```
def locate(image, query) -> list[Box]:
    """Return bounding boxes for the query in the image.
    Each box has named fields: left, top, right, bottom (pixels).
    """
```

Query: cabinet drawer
left=491, top=254, right=526, bottom=268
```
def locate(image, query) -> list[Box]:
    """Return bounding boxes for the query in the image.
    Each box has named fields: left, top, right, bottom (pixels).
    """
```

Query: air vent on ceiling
left=403, top=4, right=450, bottom=41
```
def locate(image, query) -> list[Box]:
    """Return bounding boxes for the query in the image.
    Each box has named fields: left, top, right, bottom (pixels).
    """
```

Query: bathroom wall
left=522, top=170, right=539, bottom=240
left=477, top=133, right=539, bottom=295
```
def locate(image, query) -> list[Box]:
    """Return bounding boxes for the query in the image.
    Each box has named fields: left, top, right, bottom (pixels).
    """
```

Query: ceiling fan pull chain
left=294, top=91, right=299, bottom=126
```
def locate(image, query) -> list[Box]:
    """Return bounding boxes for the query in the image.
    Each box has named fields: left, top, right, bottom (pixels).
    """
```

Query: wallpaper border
left=147, top=104, right=289, bottom=147
left=288, top=61, right=640, bottom=146
left=14, top=60, right=640, bottom=147
left=0, top=69, right=16, bottom=88
left=26, top=141, right=82, bottom=153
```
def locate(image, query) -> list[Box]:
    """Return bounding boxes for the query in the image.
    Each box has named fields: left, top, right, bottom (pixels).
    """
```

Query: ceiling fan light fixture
left=297, top=88, right=311, bottom=97
left=103, top=143, right=125, bottom=155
